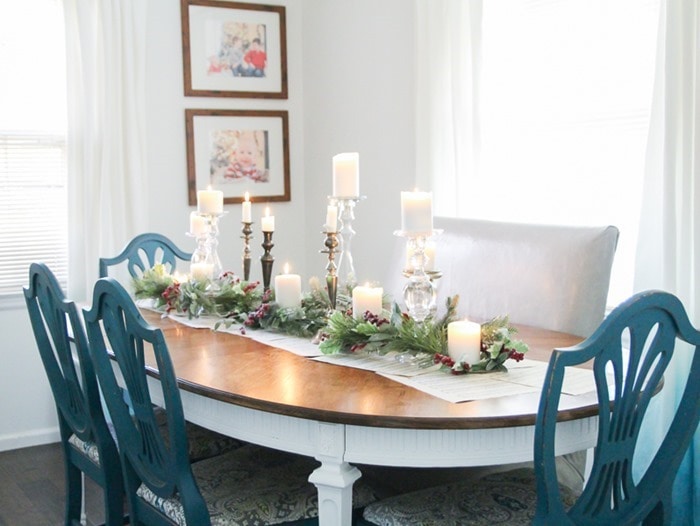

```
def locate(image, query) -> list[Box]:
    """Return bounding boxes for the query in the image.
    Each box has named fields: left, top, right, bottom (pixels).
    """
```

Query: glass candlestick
left=396, top=230, right=441, bottom=323
left=189, top=211, right=226, bottom=283
left=333, top=196, right=365, bottom=287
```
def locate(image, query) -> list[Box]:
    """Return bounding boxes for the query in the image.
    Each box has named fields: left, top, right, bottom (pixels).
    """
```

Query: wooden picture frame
left=186, top=109, right=291, bottom=205
left=180, top=0, right=287, bottom=99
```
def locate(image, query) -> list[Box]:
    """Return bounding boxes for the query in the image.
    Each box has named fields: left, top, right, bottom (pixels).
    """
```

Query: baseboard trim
left=0, top=427, right=60, bottom=452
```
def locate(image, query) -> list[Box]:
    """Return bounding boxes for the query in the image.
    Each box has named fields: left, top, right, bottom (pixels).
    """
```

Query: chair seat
left=137, top=444, right=378, bottom=525
left=154, top=406, right=245, bottom=462
left=362, top=467, right=577, bottom=526
left=69, top=411, right=245, bottom=466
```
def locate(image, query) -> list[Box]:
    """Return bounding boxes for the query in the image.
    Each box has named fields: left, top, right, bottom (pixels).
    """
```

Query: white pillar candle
left=325, top=205, right=338, bottom=233
left=274, top=263, right=302, bottom=308
left=189, top=211, right=208, bottom=237
left=352, top=285, right=383, bottom=319
left=197, top=187, right=224, bottom=214
left=261, top=207, right=275, bottom=232
left=400, top=190, right=433, bottom=236
left=190, top=262, right=214, bottom=281
left=447, top=320, right=482, bottom=364
left=242, top=191, right=252, bottom=222
left=332, top=152, right=360, bottom=197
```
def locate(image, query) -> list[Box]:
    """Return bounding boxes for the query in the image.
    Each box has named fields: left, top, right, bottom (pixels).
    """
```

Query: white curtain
left=63, top=0, right=148, bottom=301
left=634, top=0, right=700, bottom=523
left=414, top=0, right=482, bottom=213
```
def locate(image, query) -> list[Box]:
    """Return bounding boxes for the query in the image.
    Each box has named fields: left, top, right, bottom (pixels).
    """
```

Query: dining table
left=134, top=308, right=592, bottom=526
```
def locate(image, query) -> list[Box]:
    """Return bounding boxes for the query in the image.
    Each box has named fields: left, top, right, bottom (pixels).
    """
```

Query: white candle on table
left=190, top=262, right=214, bottom=281
left=325, top=205, right=338, bottom=233
left=242, top=191, right=252, bottom=222
left=261, top=207, right=275, bottom=232
left=400, top=190, right=433, bottom=236
left=274, top=263, right=302, bottom=309
left=189, top=211, right=207, bottom=237
left=352, top=284, right=383, bottom=319
left=332, top=152, right=360, bottom=197
left=197, top=186, right=224, bottom=214
left=447, top=320, right=482, bottom=364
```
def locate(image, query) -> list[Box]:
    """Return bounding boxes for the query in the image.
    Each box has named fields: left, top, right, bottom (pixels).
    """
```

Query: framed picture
left=186, top=109, right=291, bottom=205
left=180, top=0, right=287, bottom=99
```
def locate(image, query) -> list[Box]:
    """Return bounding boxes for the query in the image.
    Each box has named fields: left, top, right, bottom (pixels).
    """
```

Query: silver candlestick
left=320, top=230, right=340, bottom=310
left=241, top=221, right=253, bottom=281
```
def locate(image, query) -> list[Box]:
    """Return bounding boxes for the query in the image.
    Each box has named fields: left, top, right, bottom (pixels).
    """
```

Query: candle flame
left=244, top=191, right=250, bottom=202
left=284, top=262, right=290, bottom=274
left=265, top=206, right=270, bottom=217
left=207, top=184, right=212, bottom=191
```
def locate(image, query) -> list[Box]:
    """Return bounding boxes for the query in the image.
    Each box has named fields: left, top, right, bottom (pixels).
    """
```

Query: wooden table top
left=139, top=309, right=591, bottom=430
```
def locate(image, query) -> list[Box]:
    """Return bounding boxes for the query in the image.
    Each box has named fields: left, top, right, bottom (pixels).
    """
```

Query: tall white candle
left=352, top=285, right=383, bottom=319
left=332, top=152, right=360, bottom=197
left=242, top=191, right=252, bottom=222
left=189, top=211, right=207, bottom=237
left=447, top=320, right=482, bottom=364
left=197, top=186, right=224, bottom=214
left=400, top=190, right=433, bottom=236
left=274, top=263, right=302, bottom=309
left=261, top=207, right=275, bottom=232
left=325, top=205, right=338, bottom=233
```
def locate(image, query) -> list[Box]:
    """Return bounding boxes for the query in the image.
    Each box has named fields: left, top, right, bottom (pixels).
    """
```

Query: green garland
left=132, top=266, right=529, bottom=374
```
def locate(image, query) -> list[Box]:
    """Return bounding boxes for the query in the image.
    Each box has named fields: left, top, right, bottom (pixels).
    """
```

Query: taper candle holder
left=260, top=231, right=275, bottom=291
left=241, top=221, right=253, bottom=281
left=320, top=230, right=340, bottom=310
left=332, top=195, right=366, bottom=288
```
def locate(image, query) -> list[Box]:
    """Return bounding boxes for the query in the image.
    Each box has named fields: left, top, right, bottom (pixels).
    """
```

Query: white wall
left=0, top=0, right=416, bottom=451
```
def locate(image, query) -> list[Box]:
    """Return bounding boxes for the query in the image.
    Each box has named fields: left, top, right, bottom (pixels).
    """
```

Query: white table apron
left=135, top=372, right=598, bottom=526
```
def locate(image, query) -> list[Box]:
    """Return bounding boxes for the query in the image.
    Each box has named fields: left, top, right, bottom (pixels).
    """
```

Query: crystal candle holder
left=395, top=229, right=442, bottom=323
left=331, top=195, right=366, bottom=288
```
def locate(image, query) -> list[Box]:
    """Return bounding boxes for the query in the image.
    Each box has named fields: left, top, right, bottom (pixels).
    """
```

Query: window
left=0, top=1, right=67, bottom=300
left=439, top=0, right=660, bottom=306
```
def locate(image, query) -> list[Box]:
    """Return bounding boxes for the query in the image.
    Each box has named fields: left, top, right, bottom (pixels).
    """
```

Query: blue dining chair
left=361, top=290, right=700, bottom=525
left=24, top=263, right=125, bottom=526
left=83, top=277, right=327, bottom=525
left=98, top=232, right=192, bottom=279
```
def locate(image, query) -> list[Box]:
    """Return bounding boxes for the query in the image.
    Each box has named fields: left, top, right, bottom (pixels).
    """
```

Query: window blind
left=0, top=132, right=68, bottom=296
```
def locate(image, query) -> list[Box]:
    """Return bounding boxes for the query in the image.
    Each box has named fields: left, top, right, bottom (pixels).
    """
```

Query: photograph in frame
left=181, top=0, right=287, bottom=99
left=186, top=109, right=290, bottom=205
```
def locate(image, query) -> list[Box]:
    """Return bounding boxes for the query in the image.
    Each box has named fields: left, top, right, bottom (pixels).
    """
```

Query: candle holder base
left=261, top=231, right=275, bottom=291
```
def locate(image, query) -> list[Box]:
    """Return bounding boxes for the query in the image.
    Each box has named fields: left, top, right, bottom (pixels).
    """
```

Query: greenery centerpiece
left=132, top=266, right=528, bottom=374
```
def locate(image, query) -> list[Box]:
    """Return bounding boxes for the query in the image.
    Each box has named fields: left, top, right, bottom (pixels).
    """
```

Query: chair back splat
left=99, top=232, right=192, bottom=279
left=534, top=290, right=700, bottom=525
left=24, top=263, right=124, bottom=526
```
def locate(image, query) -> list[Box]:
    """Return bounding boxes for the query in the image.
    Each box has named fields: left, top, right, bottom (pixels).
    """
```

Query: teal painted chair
left=24, top=263, right=125, bottom=526
left=98, top=232, right=192, bottom=279
left=83, top=278, right=328, bottom=525
left=362, top=290, right=700, bottom=525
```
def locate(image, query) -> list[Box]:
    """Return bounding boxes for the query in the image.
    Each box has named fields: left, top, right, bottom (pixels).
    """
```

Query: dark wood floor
left=0, top=442, right=106, bottom=526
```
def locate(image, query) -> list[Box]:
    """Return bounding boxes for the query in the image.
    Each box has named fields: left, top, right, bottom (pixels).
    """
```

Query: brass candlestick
left=241, top=221, right=253, bottom=281
left=321, top=231, right=340, bottom=310
left=260, top=231, right=274, bottom=291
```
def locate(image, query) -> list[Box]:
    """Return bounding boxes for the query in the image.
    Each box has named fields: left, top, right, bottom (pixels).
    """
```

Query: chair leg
left=80, top=473, right=87, bottom=525
left=64, top=460, right=83, bottom=526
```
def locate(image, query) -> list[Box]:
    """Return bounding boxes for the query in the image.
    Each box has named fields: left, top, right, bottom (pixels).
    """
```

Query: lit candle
left=190, top=262, right=214, bottom=281
left=400, top=190, right=433, bottom=236
left=242, top=191, right=252, bottom=222
left=352, top=284, right=383, bottom=319
left=261, top=207, right=275, bottom=232
left=274, top=263, right=302, bottom=309
left=197, top=186, right=224, bottom=214
left=189, top=211, right=207, bottom=237
left=325, top=205, right=338, bottom=233
left=332, top=152, right=360, bottom=197
left=447, top=320, right=482, bottom=364
left=405, top=239, right=436, bottom=270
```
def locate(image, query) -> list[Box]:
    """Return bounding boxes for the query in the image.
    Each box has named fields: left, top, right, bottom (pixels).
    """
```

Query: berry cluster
left=433, top=353, right=472, bottom=374
left=162, top=282, right=182, bottom=313
left=244, top=301, right=271, bottom=327
left=362, top=311, right=389, bottom=327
